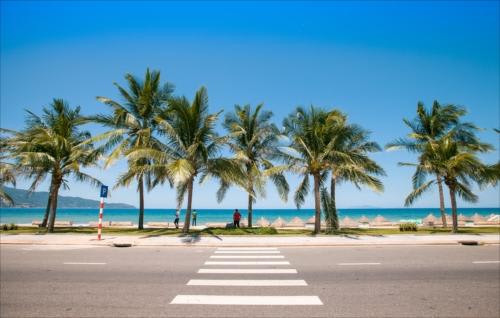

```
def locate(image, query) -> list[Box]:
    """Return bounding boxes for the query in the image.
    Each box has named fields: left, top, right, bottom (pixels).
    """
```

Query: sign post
left=98, top=185, right=108, bottom=240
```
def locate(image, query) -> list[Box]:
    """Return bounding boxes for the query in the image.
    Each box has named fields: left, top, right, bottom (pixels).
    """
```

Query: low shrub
left=1, top=224, right=8, bottom=231
left=399, top=222, right=418, bottom=232
left=9, top=223, right=18, bottom=230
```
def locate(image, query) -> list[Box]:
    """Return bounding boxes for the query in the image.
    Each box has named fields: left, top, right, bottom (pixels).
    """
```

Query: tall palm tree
left=386, top=101, right=470, bottom=227
left=222, top=104, right=289, bottom=227
left=280, top=106, right=341, bottom=234
left=7, top=99, right=102, bottom=232
left=0, top=134, right=17, bottom=206
left=91, top=69, right=173, bottom=229
left=128, top=87, right=245, bottom=233
left=323, top=113, right=385, bottom=231
left=409, top=134, right=495, bottom=233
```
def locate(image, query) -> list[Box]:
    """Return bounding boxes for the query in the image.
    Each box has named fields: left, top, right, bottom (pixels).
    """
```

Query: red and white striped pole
left=98, top=197, right=104, bottom=240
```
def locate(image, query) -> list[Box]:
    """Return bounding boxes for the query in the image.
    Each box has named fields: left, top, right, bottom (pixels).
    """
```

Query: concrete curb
left=1, top=233, right=499, bottom=247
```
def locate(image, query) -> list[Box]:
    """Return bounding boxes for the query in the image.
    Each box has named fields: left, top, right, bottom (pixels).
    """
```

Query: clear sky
left=1, top=1, right=499, bottom=209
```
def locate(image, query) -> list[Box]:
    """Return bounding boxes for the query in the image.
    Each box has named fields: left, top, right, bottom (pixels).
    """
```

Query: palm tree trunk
left=138, top=177, right=145, bottom=230
left=448, top=185, right=458, bottom=233
left=47, top=181, right=61, bottom=233
left=247, top=193, right=253, bottom=228
left=246, top=165, right=253, bottom=228
left=436, top=175, right=447, bottom=228
left=330, top=174, right=339, bottom=230
left=182, top=178, right=194, bottom=233
left=313, top=174, right=321, bottom=235
left=41, top=178, right=54, bottom=228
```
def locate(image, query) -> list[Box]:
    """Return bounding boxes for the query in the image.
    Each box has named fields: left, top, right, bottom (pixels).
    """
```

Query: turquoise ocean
left=1, top=207, right=499, bottom=225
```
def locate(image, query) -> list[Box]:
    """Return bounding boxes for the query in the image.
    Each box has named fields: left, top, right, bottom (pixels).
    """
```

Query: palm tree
left=91, top=69, right=173, bottom=229
left=323, top=113, right=385, bottom=231
left=280, top=106, right=340, bottom=234
left=0, top=134, right=17, bottom=206
left=410, top=134, right=495, bottom=233
left=128, top=87, right=244, bottom=233
left=386, top=101, right=470, bottom=227
left=222, top=104, right=289, bottom=227
left=7, top=99, right=102, bottom=232
left=0, top=163, right=16, bottom=206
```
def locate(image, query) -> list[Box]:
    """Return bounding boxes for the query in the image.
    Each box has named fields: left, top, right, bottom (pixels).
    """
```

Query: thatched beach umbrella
left=358, top=216, right=370, bottom=224
left=371, top=215, right=391, bottom=227
left=472, top=213, right=486, bottom=224
left=287, top=217, right=305, bottom=227
left=457, top=214, right=469, bottom=222
left=487, top=214, right=499, bottom=223
left=257, top=217, right=270, bottom=227
left=306, top=216, right=315, bottom=224
left=423, top=213, right=437, bottom=226
left=271, top=217, right=286, bottom=228
left=372, top=215, right=388, bottom=224
left=240, top=218, right=248, bottom=227
left=340, top=216, right=358, bottom=228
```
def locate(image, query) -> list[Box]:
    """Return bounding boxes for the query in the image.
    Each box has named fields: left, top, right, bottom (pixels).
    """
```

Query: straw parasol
left=306, top=216, right=315, bottom=224
left=423, top=213, right=437, bottom=225
left=340, top=216, right=358, bottom=228
left=358, top=216, right=370, bottom=224
left=372, top=215, right=389, bottom=224
left=271, top=217, right=286, bottom=228
left=487, top=214, right=499, bottom=223
left=287, top=217, right=305, bottom=227
left=457, top=214, right=470, bottom=222
left=240, top=218, right=248, bottom=227
left=472, top=213, right=486, bottom=223
left=256, top=217, right=270, bottom=227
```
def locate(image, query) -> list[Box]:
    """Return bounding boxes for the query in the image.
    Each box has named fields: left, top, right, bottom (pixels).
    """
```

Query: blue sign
left=100, top=185, right=108, bottom=198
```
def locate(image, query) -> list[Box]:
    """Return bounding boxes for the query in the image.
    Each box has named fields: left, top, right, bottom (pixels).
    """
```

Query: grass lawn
left=0, top=226, right=498, bottom=236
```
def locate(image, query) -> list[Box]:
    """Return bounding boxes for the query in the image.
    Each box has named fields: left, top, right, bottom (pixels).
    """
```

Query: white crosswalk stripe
left=169, top=247, right=322, bottom=306
left=198, top=268, right=298, bottom=274
left=187, top=279, right=307, bottom=286
left=204, top=261, right=290, bottom=265
left=215, top=250, right=281, bottom=254
left=171, top=295, right=323, bottom=305
left=217, top=247, right=278, bottom=251
left=210, top=255, right=285, bottom=259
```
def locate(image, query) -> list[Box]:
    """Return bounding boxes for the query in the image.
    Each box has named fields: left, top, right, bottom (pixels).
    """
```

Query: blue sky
left=1, top=1, right=499, bottom=209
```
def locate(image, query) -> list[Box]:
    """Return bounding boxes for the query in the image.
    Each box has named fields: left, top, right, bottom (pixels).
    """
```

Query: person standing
left=233, top=209, right=241, bottom=228
left=192, top=210, right=197, bottom=226
left=174, top=209, right=180, bottom=229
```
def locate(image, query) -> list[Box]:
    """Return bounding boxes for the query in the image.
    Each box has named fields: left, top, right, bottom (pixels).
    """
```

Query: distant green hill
left=1, top=187, right=135, bottom=209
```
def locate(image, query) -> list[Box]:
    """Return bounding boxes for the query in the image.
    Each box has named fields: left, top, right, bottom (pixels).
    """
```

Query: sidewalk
left=1, top=233, right=499, bottom=247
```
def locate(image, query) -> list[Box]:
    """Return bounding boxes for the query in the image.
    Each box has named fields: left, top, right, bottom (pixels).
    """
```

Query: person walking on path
left=233, top=209, right=241, bottom=228
left=192, top=210, right=197, bottom=226
left=174, top=210, right=180, bottom=229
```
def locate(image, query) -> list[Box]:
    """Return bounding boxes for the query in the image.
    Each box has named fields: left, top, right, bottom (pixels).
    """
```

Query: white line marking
left=337, top=262, right=381, bottom=266
left=210, top=255, right=285, bottom=259
left=187, top=279, right=307, bottom=286
left=63, top=262, right=106, bottom=265
left=217, top=247, right=278, bottom=251
left=170, top=295, right=322, bottom=305
left=205, top=261, right=290, bottom=265
left=215, top=251, right=280, bottom=254
left=198, top=268, right=298, bottom=274
left=473, top=261, right=500, bottom=264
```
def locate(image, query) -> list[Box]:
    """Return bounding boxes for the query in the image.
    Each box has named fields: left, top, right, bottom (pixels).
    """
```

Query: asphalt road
left=1, top=244, right=499, bottom=318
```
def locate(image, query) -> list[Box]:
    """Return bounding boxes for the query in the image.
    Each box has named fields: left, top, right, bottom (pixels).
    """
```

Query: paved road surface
left=1, top=244, right=499, bottom=317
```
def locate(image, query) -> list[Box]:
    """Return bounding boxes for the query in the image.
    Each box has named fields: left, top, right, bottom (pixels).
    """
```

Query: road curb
left=1, top=241, right=499, bottom=247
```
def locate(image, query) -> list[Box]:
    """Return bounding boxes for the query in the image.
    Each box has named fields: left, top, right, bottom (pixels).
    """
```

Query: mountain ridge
left=1, top=187, right=135, bottom=209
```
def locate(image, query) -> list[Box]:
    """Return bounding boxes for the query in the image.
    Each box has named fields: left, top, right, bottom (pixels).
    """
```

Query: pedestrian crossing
left=170, top=247, right=323, bottom=306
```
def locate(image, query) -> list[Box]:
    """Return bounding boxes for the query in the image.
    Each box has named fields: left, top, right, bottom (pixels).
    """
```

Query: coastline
left=1, top=207, right=499, bottom=227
